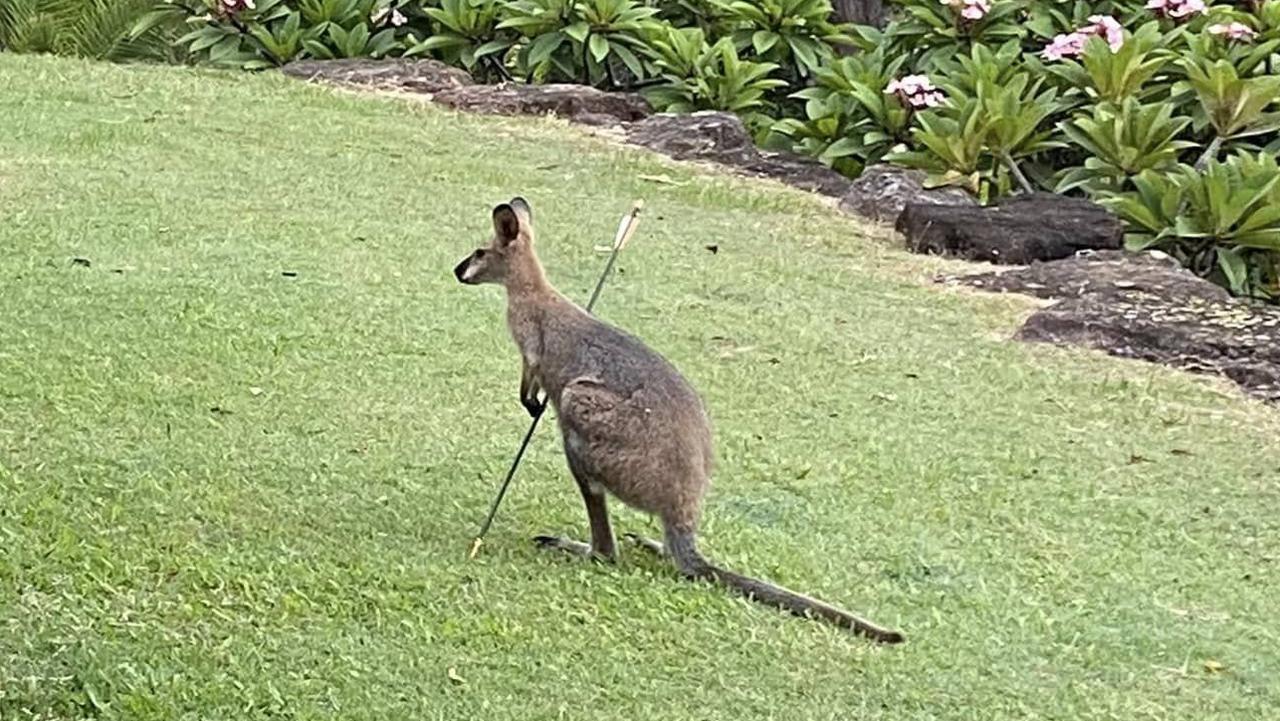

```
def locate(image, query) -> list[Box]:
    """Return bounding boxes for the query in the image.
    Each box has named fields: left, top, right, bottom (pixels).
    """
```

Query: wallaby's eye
left=474, top=249, right=486, bottom=259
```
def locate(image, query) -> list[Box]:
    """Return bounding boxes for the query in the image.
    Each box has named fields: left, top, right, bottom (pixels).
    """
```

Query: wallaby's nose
left=453, top=256, right=471, bottom=283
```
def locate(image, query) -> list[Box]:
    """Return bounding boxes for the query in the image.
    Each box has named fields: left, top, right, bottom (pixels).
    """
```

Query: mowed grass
left=1, top=53, right=1278, bottom=721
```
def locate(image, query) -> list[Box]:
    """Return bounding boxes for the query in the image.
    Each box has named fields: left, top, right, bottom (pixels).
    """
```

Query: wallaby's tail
left=665, top=526, right=905, bottom=644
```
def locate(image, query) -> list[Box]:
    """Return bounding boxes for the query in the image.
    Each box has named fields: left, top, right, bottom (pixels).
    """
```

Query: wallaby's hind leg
left=532, top=535, right=594, bottom=556
left=533, top=450, right=618, bottom=562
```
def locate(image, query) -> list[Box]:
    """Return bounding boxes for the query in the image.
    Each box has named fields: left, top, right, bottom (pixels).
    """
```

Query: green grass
left=1, top=53, right=1278, bottom=721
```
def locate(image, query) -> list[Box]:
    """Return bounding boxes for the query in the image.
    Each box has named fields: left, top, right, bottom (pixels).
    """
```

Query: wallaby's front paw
left=521, top=397, right=545, bottom=418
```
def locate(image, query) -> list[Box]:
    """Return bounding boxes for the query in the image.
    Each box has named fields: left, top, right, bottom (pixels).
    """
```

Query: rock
left=741, top=152, right=855, bottom=197
left=432, top=83, right=650, bottom=125
left=837, top=164, right=977, bottom=223
left=946, top=250, right=1280, bottom=404
left=281, top=62, right=646, bottom=125
left=897, top=192, right=1124, bottom=264
left=626, top=111, right=758, bottom=163
left=625, top=112, right=853, bottom=197
left=945, top=250, right=1230, bottom=303
left=280, top=58, right=473, bottom=94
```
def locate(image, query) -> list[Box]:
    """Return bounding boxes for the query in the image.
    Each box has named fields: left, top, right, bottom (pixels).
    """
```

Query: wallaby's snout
left=454, top=250, right=485, bottom=284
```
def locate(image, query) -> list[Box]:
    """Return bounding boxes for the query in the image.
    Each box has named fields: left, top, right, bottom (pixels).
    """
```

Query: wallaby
left=454, top=197, right=904, bottom=644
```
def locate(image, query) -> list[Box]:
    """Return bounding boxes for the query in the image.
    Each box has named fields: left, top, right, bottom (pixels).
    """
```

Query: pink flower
left=1208, top=22, right=1256, bottom=41
left=917, top=90, right=946, bottom=107
left=961, top=0, right=991, bottom=20
left=886, top=75, right=929, bottom=95
left=940, top=0, right=991, bottom=21
left=1084, top=15, right=1125, bottom=52
left=1042, top=32, right=1089, bottom=60
left=1172, top=0, right=1206, bottom=17
left=1042, top=15, right=1125, bottom=60
left=373, top=5, right=408, bottom=27
left=1146, top=0, right=1207, bottom=20
left=220, top=0, right=255, bottom=12
left=886, top=75, right=946, bottom=109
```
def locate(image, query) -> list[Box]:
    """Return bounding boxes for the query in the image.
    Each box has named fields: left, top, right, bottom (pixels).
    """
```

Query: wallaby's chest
left=506, top=304, right=546, bottom=364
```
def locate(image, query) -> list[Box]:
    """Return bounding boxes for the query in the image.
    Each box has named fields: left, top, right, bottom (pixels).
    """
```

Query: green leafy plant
left=303, top=16, right=397, bottom=58
left=1183, top=15, right=1279, bottom=74
left=298, top=0, right=371, bottom=29
left=643, top=28, right=785, bottom=131
left=406, top=0, right=514, bottom=79
left=1024, top=0, right=1145, bottom=41
left=1, top=0, right=182, bottom=61
left=931, top=37, right=1026, bottom=98
left=888, top=0, right=1026, bottom=63
left=1040, top=22, right=1171, bottom=103
left=888, top=93, right=987, bottom=194
left=247, top=9, right=309, bottom=64
left=891, top=52, right=1062, bottom=196
left=1104, top=152, right=1280, bottom=298
left=1178, top=55, right=1280, bottom=161
left=710, top=0, right=853, bottom=79
left=770, top=45, right=909, bottom=174
left=168, top=0, right=296, bottom=67
left=142, top=0, right=416, bottom=68
left=650, top=0, right=731, bottom=37
left=969, top=72, right=1063, bottom=193
left=499, top=0, right=658, bottom=86
left=1057, top=97, right=1195, bottom=193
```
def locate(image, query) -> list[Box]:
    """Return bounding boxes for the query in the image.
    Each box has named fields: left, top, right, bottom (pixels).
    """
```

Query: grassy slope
left=1, top=54, right=1277, bottom=721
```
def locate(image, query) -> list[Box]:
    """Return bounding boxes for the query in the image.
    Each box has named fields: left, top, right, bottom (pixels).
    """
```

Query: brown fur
left=455, top=198, right=904, bottom=644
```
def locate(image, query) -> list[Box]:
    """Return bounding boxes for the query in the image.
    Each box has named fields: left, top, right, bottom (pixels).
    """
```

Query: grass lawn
left=2, top=53, right=1278, bottom=720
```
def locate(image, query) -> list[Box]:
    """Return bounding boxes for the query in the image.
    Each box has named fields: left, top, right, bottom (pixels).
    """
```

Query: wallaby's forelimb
left=519, top=359, right=544, bottom=418
left=663, top=525, right=905, bottom=644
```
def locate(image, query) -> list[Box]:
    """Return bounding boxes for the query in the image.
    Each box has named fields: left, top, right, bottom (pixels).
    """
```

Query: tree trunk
left=832, top=0, right=887, bottom=28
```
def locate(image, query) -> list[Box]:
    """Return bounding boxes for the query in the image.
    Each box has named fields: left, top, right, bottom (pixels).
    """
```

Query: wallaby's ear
left=492, top=203, right=520, bottom=246
left=509, top=197, right=532, bottom=223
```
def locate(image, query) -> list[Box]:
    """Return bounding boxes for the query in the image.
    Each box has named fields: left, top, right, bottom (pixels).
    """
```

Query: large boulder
left=625, top=112, right=853, bottom=197
left=838, top=164, right=977, bottom=223
left=897, top=192, right=1124, bottom=264
left=432, top=83, right=651, bottom=126
left=946, top=250, right=1280, bottom=403
left=281, top=58, right=473, bottom=94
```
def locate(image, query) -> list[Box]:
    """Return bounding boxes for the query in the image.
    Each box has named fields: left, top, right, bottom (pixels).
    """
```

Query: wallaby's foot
left=623, top=532, right=666, bottom=558
left=876, top=629, right=906, bottom=645
left=532, top=535, right=616, bottom=563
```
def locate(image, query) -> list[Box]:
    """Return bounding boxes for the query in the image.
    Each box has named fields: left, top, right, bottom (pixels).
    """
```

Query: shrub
left=1, top=0, right=182, bottom=61
left=1105, top=152, right=1280, bottom=298
left=770, top=0, right=1280, bottom=299
left=47, top=0, right=1280, bottom=299
left=643, top=26, right=786, bottom=131
left=495, top=0, right=660, bottom=86
left=139, top=0, right=422, bottom=68
left=407, top=0, right=514, bottom=80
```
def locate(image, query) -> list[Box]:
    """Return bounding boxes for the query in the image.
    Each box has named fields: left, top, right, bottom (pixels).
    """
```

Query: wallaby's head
left=454, top=197, right=534, bottom=286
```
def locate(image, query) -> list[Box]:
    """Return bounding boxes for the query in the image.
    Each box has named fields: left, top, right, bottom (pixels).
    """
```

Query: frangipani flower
left=886, top=75, right=946, bottom=109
